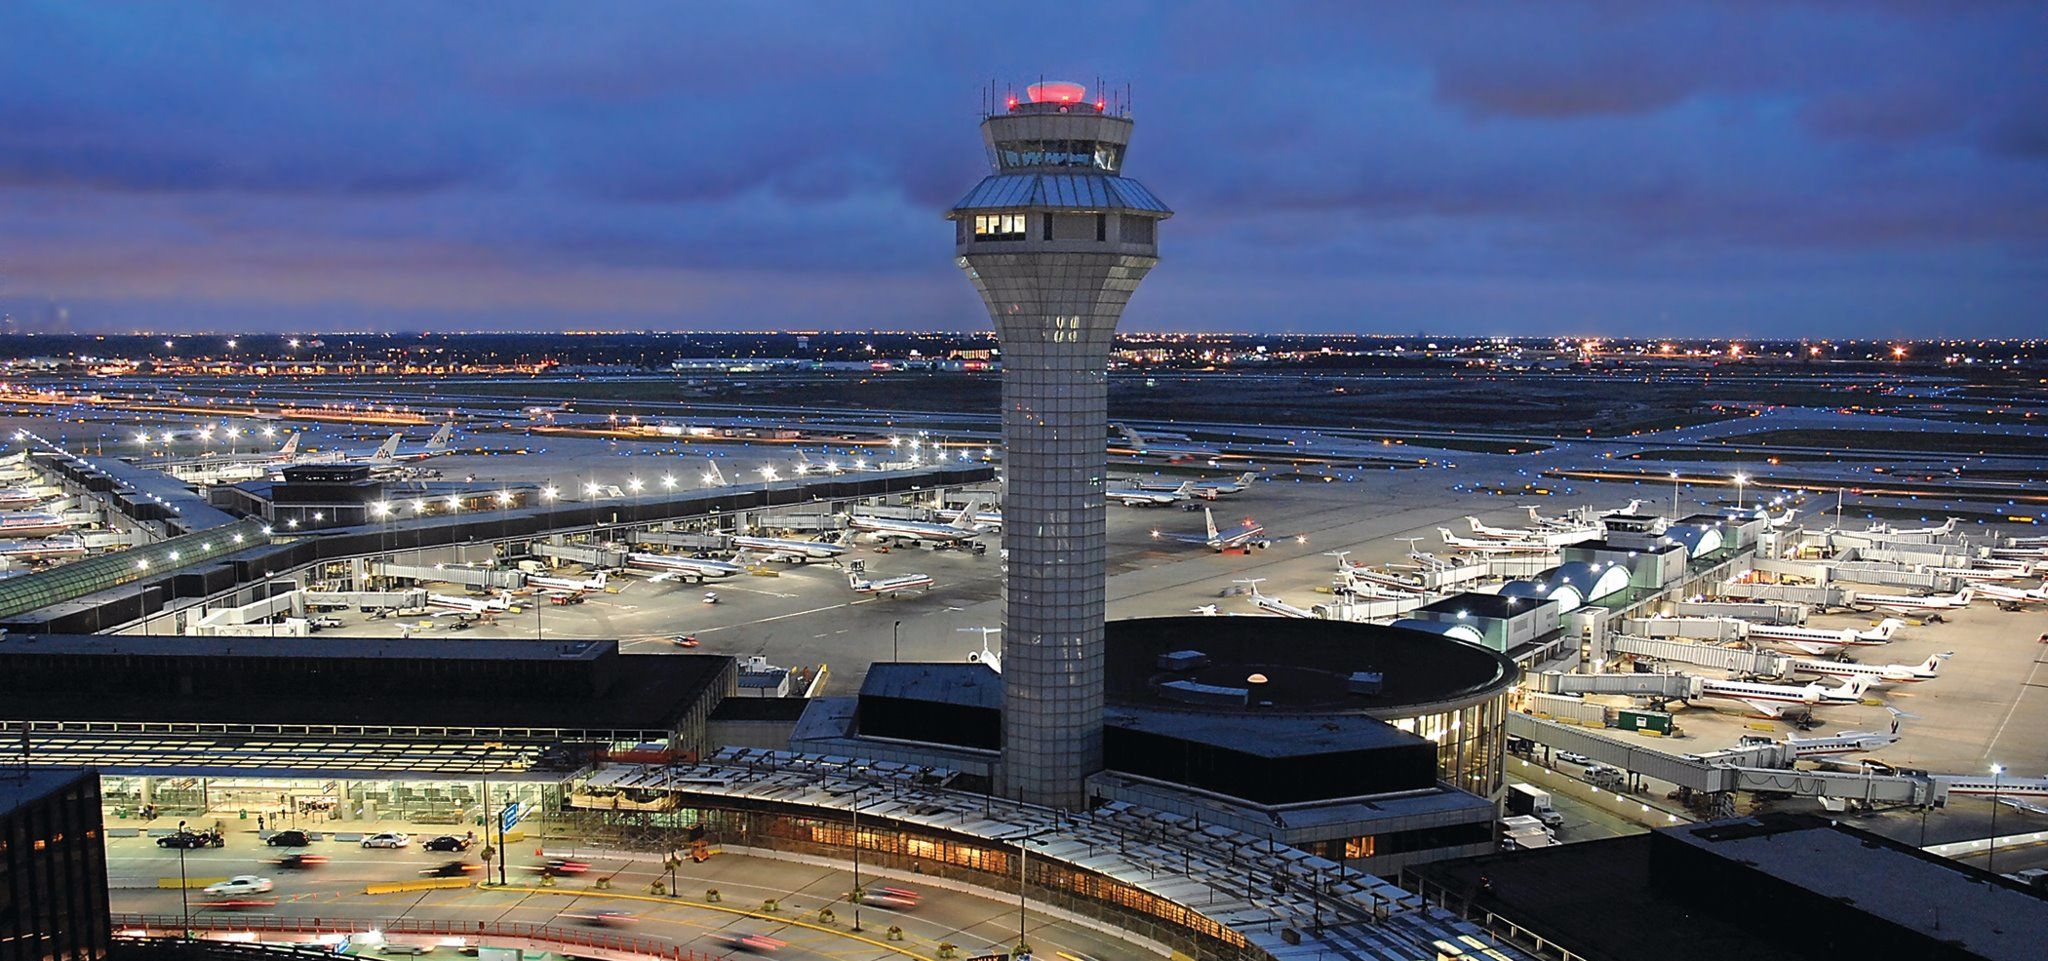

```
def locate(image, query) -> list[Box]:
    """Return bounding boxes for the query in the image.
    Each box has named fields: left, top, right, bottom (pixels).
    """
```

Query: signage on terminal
left=499, top=801, right=526, bottom=833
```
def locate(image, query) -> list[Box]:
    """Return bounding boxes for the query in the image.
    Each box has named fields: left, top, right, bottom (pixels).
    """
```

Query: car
left=1556, top=752, right=1592, bottom=766
left=421, top=835, right=473, bottom=852
left=422, top=860, right=481, bottom=878
left=158, top=830, right=224, bottom=849
left=276, top=854, right=329, bottom=870
left=204, top=876, right=274, bottom=897
left=671, top=635, right=700, bottom=648
left=265, top=830, right=311, bottom=847
left=361, top=833, right=411, bottom=849
left=562, top=910, right=635, bottom=927
left=540, top=858, right=590, bottom=875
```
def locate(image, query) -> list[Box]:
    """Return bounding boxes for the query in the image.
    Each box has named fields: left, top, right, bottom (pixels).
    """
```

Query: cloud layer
left=1, top=1, right=2041, bottom=336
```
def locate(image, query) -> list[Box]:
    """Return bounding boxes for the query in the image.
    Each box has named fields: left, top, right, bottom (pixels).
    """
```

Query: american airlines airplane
left=1847, top=587, right=1973, bottom=614
left=1526, top=499, right=1644, bottom=530
left=731, top=533, right=848, bottom=562
left=625, top=552, right=746, bottom=583
left=0, top=512, right=75, bottom=539
left=1108, top=481, right=1194, bottom=507
left=1746, top=618, right=1904, bottom=656
left=1780, top=710, right=1911, bottom=758
left=525, top=570, right=608, bottom=596
left=1438, top=528, right=1555, bottom=554
left=1115, top=426, right=1220, bottom=463
left=847, top=496, right=991, bottom=544
left=428, top=593, right=514, bottom=618
left=0, top=536, right=88, bottom=561
left=1236, top=579, right=1316, bottom=618
left=1465, top=516, right=1599, bottom=547
left=844, top=561, right=934, bottom=596
left=1788, top=652, right=1949, bottom=687
left=1975, top=582, right=2048, bottom=608
left=1154, top=508, right=1269, bottom=552
left=1694, top=676, right=1873, bottom=718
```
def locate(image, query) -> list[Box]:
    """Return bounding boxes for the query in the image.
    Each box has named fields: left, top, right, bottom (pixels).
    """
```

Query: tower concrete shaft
left=947, top=81, right=1170, bottom=808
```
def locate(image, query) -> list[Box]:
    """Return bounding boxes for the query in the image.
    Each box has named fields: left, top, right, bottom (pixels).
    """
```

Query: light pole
left=892, top=620, right=901, bottom=664
left=1734, top=473, right=1749, bottom=511
left=1989, top=764, right=2005, bottom=874
left=178, top=842, right=191, bottom=935
left=1669, top=472, right=1681, bottom=519
left=848, top=784, right=868, bottom=932
left=996, top=826, right=1056, bottom=956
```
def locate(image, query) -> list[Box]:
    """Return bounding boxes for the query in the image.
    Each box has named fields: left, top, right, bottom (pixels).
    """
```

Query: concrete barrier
left=158, top=877, right=229, bottom=889
left=364, top=877, right=475, bottom=895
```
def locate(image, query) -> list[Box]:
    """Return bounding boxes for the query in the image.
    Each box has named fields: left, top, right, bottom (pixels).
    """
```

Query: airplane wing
left=428, top=609, right=469, bottom=618
left=1996, top=797, right=2048, bottom=816
left=1739, top=699, right=1789, bottom=718
left=647, top=570, right=681, bottom=584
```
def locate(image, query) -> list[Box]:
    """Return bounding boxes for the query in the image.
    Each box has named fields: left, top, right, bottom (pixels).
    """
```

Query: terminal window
left=973, top=213, right=1028, bottom=241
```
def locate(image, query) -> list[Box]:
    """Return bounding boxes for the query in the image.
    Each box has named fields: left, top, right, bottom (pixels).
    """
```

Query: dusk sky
left=2, top=2, right=2042, bottom=337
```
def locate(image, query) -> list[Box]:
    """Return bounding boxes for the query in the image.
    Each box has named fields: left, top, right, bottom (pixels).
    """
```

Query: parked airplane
left=1438, top=528, right=1555, bottom=554
left=1237, top=579, right=1316, bottom=618
left=1115, top=426, right=1219, bottom=463
left=1919, top=564, right=2028, bottom=583
left=1527, top=499, right=1644, bottom=530
left=0, top=512, right=75, bottom=539
left=526, top=570, right=609, bottom=595
left=1940, top=773, right=2048, bottom=802
left=1788, top=652, right=1949, bottom=687
left=844, top=560, right=934, bottom=596
left=1693, top=676, right=1871, bottom=717
left=1466, top=516, right=1598, bottom=546
left=848, top=496, right=990, bottom=544
left=1847, top=588, right=1973, bottom=614
left=1192, top=472, right=1259, bottom=497
left=1868, top=517, right=1959, bottom=538
left=1976, top=582, right=2048, bottom=608
left=1746, top=618, right=1905, bottom=656
left=427, top=593, right=513, bottom=618
left=625, top=552, right=746, bottom=583
left=1781, top=710, right=1911, bottom=758
left=1108, top=481, right=1193, bottom=507
left=157, top=432, right=302, bottom=468
left=0, top=536, right=87, bottom=560
left=0, top=488, right=47, bottom=510
left=731, top=533, right=848, bottom=562
left=1154, top=508, right=1269, bottom=552
left=391, top=422, right=457, bottom=461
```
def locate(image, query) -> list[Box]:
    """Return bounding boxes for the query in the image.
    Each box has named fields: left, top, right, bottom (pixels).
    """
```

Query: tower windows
left=972, top=213, right=1028, bottom=241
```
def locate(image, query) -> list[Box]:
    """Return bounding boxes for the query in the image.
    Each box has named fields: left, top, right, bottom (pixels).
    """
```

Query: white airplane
left=1192, top=472, right=1259, bottom=497
left=1237, top=579, right=1316, bottom=618
left=848, top=496, right=991, bottom=543
left=1528, top=499, right=1644, bottom=530
left=844, top=561, right=934, bottom=596
left=1438, top=528, right=1554, bottom=554
left=1108, top=481, right=1194, bottom=507
left=0, top=536, right=87, bottom=560
left=625, top=552, right=746, bottom=583
left=1153, top=508, right=1269, bottom=552
left=427, top=593, right=513, bottom=618
left=1116, top=425, right=1219, bottom=463
left=1976, top=582, right=2048, bottom=608
left=1789, top=652, right=1949, bottom=687
left=1746, top=618, right=1905, bottom=656
left=156, top=431, right=302, bottom=468
left=1918, top=564, right=2028, bottom=583
left=0, top=488, right=47, bottom=510
left=731, top=533, right=848, bottom=562
left=1941, top=773, right=2048, bottom=802
left=1849, top=587, right=1973, bottom=613
left=526, top=570, right=608, bottom=595
left=0, top=512, right=75, bottom=538
left=1782, top=710, right=1912, bottom=758
left=390, top=422, right=457, bottom=461
left=1867, top=517, right=1959, bottom=538
left=1466, top=516, right=1597, bottom=546
left=1694, top=676, right=1871, bottom=718
left=963, top=627, right=1002, bottom=672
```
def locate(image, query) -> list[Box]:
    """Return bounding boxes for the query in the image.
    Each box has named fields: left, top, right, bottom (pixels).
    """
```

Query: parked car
left=158, top=830, right=224, bottom=849
left=421, top=835, right=472, bottom=852
left=204, top=875, right=274, bottom=897
left=265, top=830, right=311, bottom=847
left=361, top=833, right=411, bottom=849
left=1556, top=752, right=1592, bottom=766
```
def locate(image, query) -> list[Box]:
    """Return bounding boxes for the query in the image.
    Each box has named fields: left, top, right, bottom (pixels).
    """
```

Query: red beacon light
left=1026, top=81, right=1088, bottom=105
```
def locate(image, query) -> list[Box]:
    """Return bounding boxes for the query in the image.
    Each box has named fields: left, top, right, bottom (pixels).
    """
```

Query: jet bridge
left=1527, top=669, right=1698, bottom=699
left=371, top=562, right=523, bottom=590
left=1610, top=635, right=1787, bottom=676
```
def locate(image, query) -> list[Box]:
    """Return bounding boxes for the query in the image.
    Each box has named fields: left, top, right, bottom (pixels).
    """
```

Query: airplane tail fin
left=1466, top=516, right=1485, bottom=532
left=1957, top=587, right=1975, bottom=605
left=1622, top=498, right=1643, bottom=515
left=1869, top=618, right=1905, bottom=640
left=1526, top=506, right=1545, bottom=525
left=705, top=460, right=727, bottom=487
left=1204, top=507, right=1219, bottom=541
left=591, top=571, right=607, bottom=588
left=427, top=422, right=453, bottom=450
left=1439, top=528, right=1458, bottom=543
left=1238, top=472, right=1257, bottom=485
left=278, top=433, right=300, bottom=457
left=951, top=493, right=986, bottom=529
left=1117, top=425, right=1145, bottom=447
left=373, top=434, right=401, bottom=460
left=1921, top=652, right=1952, bottom=674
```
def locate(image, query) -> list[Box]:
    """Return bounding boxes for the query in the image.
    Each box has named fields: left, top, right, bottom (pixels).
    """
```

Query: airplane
left=427, top=593, right=514, bottom=618
left=1153, top=508, right=1269, bottom=552
left=1527, top=499, right=1644, bottom=530
left=963, top=626, right=1002, bottom=672
left=1975, top=582, right=2048, bottom=608
left=1866, top=517, right=1959, bottom=538
left=0, top=488, right=47, bottom=510
left=1940, top=773, right=2048, bottom=802
left=0, top=536, right=88, bottom=560
left=525, top=570, right=609, bottom=595
left=1745, top=618, right=1904, bottom=656
left=1327, top=552, right=1430, bottom=594
left=1788, top=652, right=1950, bottom=687
left=1995, top=797, right=2048, bottom=816
left=1237, top=579, right=1316, bottom=618
left=1780, top=709, right=1912, bottom=758
left=1465, top=516, right=1598, bottom=546
left=625, top=552, right=746, bottom=583
left=847, top=495, right=991, bottom=544
left=155, top=431, right=302, bottom=468
left=844, top=560, right=934, bottom=596
left=1192, top=472, right=1259, bottom=497
left=0, top=512, right=76, bottom=539
left=730, top=533, right=848, bottom=562
left=1848, top=587, right=1973, bottom=614
left=390, top=422, right=457, bottom=461
left=1438, top=528, right=1555, bottom=554
left=1692, top=676, right=1871, bottom=718
left=1108, top=481, right=1194, bottom=507
left=1918, top=564, right=2028, bottom=583
left=1115, top=425, right=1220, bottom=463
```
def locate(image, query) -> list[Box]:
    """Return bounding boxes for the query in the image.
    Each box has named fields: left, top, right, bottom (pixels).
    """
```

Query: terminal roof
left=0, top=768, right=93, bottom=817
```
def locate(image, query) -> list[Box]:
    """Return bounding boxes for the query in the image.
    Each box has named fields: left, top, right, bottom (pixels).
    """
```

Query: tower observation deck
left=946, top=81, right=1172, bottom=808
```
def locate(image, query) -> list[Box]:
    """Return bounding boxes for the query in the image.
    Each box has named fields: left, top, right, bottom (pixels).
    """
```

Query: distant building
left=1, top=768, right=110, bottom=961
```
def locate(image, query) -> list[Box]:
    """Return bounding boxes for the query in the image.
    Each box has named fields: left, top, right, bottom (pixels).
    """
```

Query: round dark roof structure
left=1104, top=616, right=1518, bottom=718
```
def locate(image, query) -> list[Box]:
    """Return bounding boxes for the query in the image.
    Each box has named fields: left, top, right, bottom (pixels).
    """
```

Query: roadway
left=105, top=832, right=1156, bottom=961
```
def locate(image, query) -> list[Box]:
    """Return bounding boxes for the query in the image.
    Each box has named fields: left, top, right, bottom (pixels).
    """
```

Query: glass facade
left=1387, top=694, right=1509, bottom=798
left=971, top=212, right=1028, bottom=241
left=1, top=772, right=110, bottom=961
left=98, top=775, right=559, bottom=831
left=996, top=140, right=1123, bottom=173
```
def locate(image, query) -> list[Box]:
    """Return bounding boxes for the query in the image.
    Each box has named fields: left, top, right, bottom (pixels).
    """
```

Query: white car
left=362, top=833, right=411, bottom=849
left=204, top=875, right=274, bottom=897
left=1556, top=752, right=1592, bottom=766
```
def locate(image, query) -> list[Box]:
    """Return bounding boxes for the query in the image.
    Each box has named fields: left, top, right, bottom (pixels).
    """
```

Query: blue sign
left=499, top=801, right=524, bottom=833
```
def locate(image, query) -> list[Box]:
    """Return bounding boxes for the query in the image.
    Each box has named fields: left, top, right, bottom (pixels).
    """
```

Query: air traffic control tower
left=947, top=81, right=1171, bottom=807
